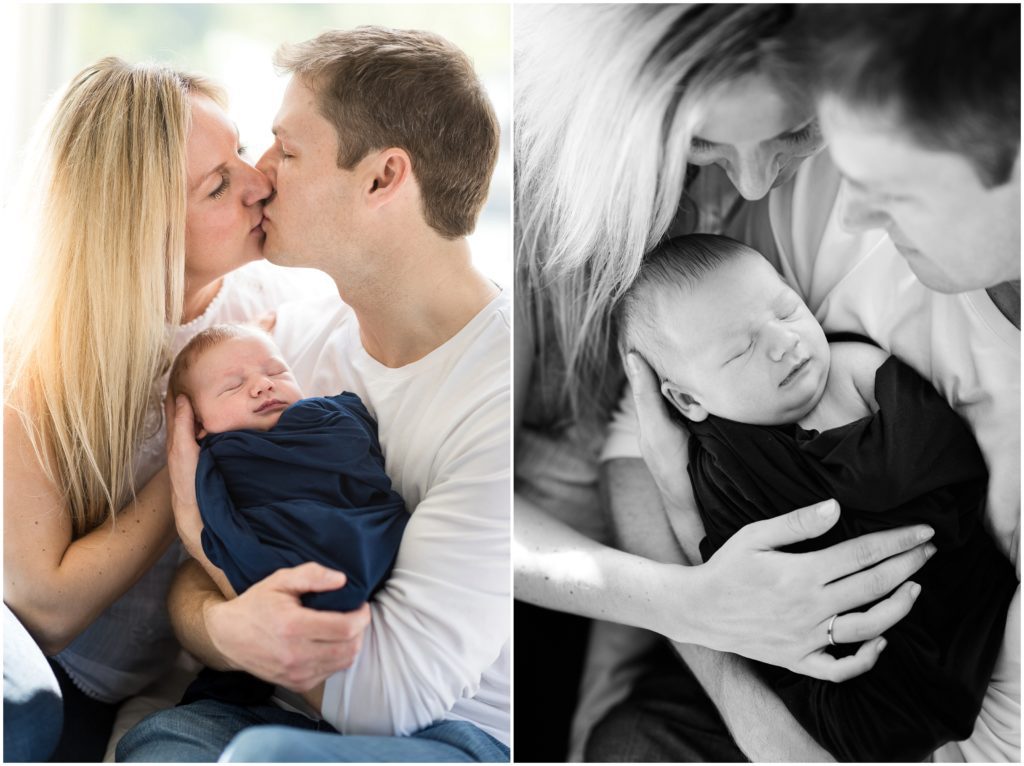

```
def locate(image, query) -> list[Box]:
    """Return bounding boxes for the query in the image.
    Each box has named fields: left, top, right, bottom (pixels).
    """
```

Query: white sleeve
left=601, top=383, right=642, bottom=462
left=320, top=392, right=510, bottom=736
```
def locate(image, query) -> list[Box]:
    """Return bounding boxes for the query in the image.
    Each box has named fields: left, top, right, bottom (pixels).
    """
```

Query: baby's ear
left=195, top=421, right=208, bottom=441
left=660, top=381, right=708, bottom=422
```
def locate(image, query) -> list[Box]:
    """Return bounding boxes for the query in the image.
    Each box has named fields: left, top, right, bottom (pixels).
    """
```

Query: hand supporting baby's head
left=168, top=324, right=304, bottom=438
left=617, top=234, right=831, bottom=426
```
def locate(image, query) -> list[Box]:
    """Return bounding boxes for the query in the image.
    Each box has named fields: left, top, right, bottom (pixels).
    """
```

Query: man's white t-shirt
left=603, top=150, right=1020, bottom=761
left=272, top=288, right=511, bottom=746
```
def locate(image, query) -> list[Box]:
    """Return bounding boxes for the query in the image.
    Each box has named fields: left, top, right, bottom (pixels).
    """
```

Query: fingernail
left=876, top=638, right=887, bottom=653
left=924, top=543, right=937, bottom=558
left=817, top=500, right=838, bottom=518
left=910, top=583, right=921, bottom=600
left=917, top=526, right=935, bottom=542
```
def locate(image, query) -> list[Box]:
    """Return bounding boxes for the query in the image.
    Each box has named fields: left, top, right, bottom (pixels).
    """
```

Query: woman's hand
left=164, top=393, right=203, bottom=556
left=626, top=352, right=934, bottom=681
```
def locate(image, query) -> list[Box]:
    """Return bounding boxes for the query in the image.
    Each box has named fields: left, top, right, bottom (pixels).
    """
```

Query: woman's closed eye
left=777, top=121, right=823, bottom=152
left=210, top=172, right=230, bottom=199
left=689, top=137, right=715, bottom=154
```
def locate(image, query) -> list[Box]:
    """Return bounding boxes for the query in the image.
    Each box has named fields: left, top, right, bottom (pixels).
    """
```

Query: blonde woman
left=513, top=4, right=943, bottom=761
left=3, top=58, right=334, bottom=761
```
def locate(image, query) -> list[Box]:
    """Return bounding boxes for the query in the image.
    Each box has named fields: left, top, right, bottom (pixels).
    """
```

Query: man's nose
left=255, top=146, right=277, bottom=187
left=840, top=182, right=888, bottom=232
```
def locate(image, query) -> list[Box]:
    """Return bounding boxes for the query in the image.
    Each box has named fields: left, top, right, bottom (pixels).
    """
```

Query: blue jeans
left=116, top=698, right=509, bottom=762
left=3, top=603, right=62, bottom=762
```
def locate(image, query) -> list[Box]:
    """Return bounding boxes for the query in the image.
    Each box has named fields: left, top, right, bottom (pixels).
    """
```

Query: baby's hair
left=616, top=234, right=760, bottom=380
left=168, top=323, right=275, bottom=402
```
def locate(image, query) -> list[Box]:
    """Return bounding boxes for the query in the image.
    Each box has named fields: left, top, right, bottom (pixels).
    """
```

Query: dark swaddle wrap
left=196, top=392, right=408, bottom=610
left=180, top=392, right=408, bottom=708
left=688, top=355, right=1016, bottom=762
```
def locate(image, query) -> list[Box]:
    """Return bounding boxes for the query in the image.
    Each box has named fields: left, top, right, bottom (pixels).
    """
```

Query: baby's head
left=618, top=234, right=830, bottom=426
left=168, top=324, right=303, bottom=437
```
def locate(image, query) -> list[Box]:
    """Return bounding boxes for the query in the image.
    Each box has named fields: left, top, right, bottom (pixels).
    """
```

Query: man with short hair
left=808, top=4, right=1020, bottom=310
left=117, top=27, right=510, bottom=763
left=804, top=6, right=1020, bottom=760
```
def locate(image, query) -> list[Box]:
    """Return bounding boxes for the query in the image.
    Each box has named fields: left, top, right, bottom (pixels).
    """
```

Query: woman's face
left=688, top=73, right=825, bottom=201
left=184, top=95, right=272, bottom=287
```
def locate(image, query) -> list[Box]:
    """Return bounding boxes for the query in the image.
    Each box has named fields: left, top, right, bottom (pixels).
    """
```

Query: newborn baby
left=617, top=234, right=1016, bottom=761
left=168, top=323, right=408, bottom=611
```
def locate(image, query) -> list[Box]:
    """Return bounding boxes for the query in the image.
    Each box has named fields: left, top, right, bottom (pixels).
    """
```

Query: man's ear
left=661, top=380, right=708, bottom=422
left=365, top=148, right=412, bottom=210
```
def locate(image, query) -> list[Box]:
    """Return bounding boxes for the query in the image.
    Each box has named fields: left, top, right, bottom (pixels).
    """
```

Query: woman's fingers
left=815, top=524, right=935, bottom=582
left=801, top=637, right=888, bottom=684
left=826, top=581, right=921, bottom=645
left=741, top=499, right=843, bottom=550
left=824, top=542, right=936, bottom=615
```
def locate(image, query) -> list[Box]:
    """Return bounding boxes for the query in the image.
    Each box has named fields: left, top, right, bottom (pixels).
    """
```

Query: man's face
left=820, top=94, right=1021, bottom=293
left=257, top=77, right=363, bottom=272
left=188, top=334, right=303, bottom=436
left=657, top=254, right=831, bottom=426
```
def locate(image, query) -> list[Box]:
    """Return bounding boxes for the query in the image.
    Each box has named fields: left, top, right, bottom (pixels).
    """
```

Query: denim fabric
left=3, top=604, right=62, bottom=762
left=221, top=720, right=510, bottom=762
left=116, top=697, right=509, bottom=763
left=115, top=699, right=330, bottom=762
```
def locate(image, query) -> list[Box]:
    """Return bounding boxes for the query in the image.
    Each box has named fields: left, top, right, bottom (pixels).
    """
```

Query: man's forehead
left=818, top=94, right=926, bottom=187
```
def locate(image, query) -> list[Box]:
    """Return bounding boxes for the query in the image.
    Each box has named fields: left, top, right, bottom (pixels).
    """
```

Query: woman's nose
left=727, top=150, right=778, bottom=201
left=242, top=162, right=273, bottom=206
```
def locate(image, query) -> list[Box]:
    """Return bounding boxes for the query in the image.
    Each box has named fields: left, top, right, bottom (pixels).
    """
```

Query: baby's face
left=657, top=254, right=830, bottom=425
left=188, top=334, right=303, bottom=436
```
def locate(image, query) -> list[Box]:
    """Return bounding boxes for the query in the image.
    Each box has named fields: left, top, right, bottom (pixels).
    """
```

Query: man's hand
left=164, top=393, right=203, bottom=553
left=206, top=562, right=370, bottom=691
left=626, top=352, right=935, bottom=681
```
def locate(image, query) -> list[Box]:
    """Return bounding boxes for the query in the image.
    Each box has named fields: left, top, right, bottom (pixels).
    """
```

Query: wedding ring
left=827, top=613, right=839, bottom=647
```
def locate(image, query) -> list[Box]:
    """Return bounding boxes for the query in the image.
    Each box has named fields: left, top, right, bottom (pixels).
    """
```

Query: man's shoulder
left=435, top=289, right=511, bottom=380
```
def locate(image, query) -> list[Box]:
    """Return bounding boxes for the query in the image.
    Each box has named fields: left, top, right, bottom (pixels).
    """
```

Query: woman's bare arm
left=3, top=405, right=177, bottom=654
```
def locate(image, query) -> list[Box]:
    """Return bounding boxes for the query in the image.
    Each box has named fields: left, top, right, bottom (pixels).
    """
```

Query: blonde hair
left=5, top=57, right=225, bottom=538
left=515, top=4, right=799, bottom=427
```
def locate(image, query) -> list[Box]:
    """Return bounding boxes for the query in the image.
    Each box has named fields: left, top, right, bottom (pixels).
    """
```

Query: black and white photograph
left=513, top=4, right=1020, bottom=763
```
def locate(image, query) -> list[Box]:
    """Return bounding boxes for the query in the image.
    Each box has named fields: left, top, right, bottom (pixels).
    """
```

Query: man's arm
left=319, top=391, right=510, bottom=737
left=169, top=558, right=368, bottom=690
left=604, top=457, right=835, bottom=761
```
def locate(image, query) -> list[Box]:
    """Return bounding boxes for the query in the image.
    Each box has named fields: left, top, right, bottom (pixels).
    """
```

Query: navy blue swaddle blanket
left=179, top=392, right=408, bottom=707
left=687, top=355, right=1017, bottom=762
left=197, top=391, right=408, bottom=610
